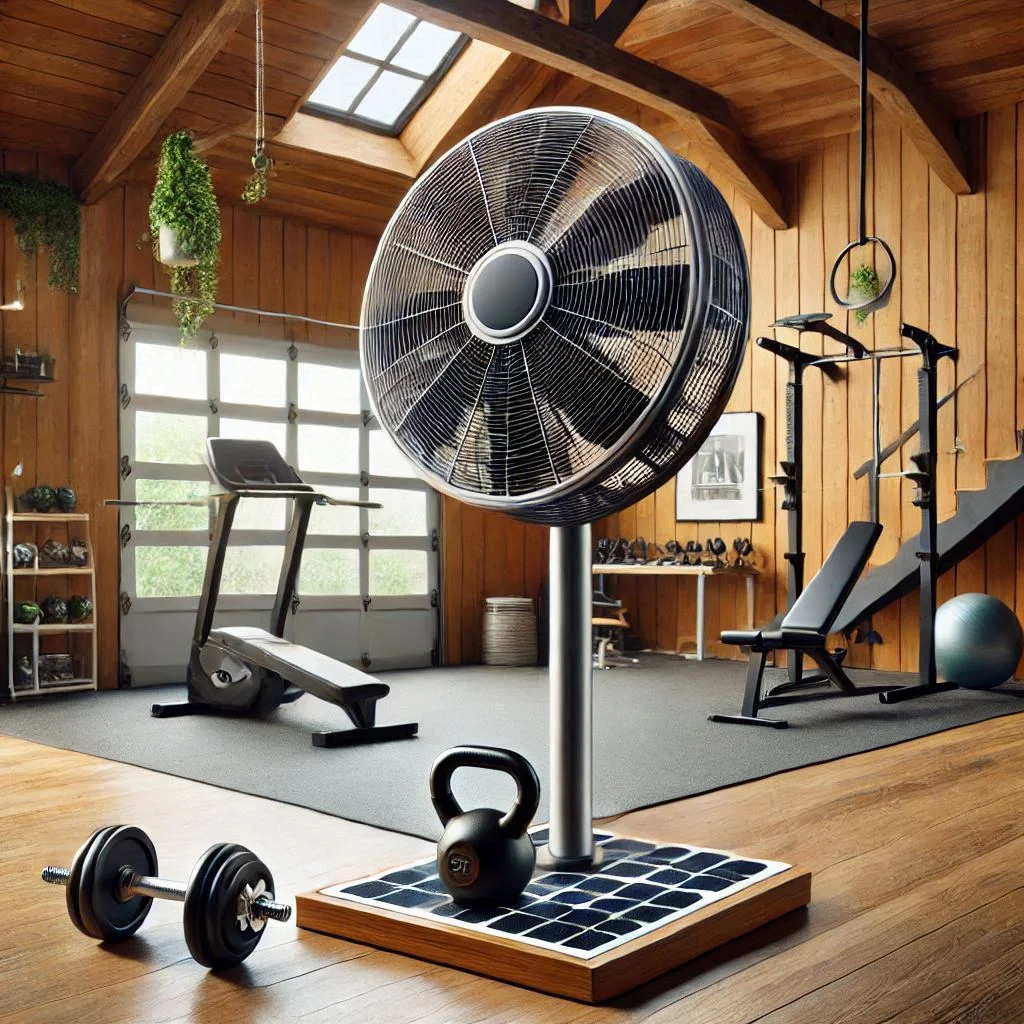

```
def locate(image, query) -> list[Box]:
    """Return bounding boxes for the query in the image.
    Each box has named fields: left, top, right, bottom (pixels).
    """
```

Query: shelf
left=6, top=484, right=97, bottom=702
left=12, top=622, right=95, bottom=633
left=12, top=512, right=89, bottom=522
left=28, top=680, right=96, bottom=695
left=11, top=566, right=91, bottom=576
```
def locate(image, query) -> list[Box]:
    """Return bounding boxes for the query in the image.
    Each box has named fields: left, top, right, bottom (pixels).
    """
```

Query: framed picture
left=676, top=412, right=761, bottom=522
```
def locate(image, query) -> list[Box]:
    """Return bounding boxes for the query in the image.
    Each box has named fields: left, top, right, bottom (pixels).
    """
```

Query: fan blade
left=528, top=322, right=653, bottom=454
left=546, top=169, right=677, bottom=267
left=554, top=264, right=691, bottom=336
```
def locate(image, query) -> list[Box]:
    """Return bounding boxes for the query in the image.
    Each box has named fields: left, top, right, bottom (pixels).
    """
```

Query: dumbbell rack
left=4, top=486, right=97, bottom=700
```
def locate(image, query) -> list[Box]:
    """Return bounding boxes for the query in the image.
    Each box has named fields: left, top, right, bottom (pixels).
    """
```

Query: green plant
left=0, top=172, right=81, bottom=293
left=849, top=263, right=880, bottom=326
left=149, top=131, right=221, bottom=342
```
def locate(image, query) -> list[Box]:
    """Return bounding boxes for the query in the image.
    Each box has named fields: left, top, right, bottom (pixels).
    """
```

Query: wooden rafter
left=711, top=0, right=970, bottom=194
left=72, top=0, right=250, bottom=204
left=570, top=0, right=595, bottom=30
left=386, top=0, right=787, bottom=227
left=593, top=0, right=648, bottom=42
left=276, top=113, right=417, bottom=179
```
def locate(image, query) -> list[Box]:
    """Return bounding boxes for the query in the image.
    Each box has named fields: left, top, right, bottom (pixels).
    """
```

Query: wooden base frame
left=298, top=864, right=811, bottom=1003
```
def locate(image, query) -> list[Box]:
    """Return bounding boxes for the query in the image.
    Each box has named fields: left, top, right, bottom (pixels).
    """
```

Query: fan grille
left=361, top=108, right=750, bottom=526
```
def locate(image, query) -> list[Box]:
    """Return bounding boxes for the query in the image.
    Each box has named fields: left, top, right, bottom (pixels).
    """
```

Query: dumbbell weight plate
left=75, top=825, right=158, bottom=941
left=183, top=843, right=274, bottom=969
left=64, top=826, right=115, bottom=938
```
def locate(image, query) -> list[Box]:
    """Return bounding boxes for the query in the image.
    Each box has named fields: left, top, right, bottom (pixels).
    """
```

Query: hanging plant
left=0, top=172, right=81, bottom=293
left=149, top=131, right=221, bottom=342
left=849, top=264, right=880, bottom=325
left=241, top=0, right=272, bottom=205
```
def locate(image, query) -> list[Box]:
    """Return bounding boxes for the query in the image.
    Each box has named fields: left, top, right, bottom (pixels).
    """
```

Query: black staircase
left=834, top=447, right=1024, bottom=636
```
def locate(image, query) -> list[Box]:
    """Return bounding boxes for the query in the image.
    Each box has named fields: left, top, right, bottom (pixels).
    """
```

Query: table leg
left=746, top=574, right=755, bottom=628
left=696, top=574, right=706, bottom=661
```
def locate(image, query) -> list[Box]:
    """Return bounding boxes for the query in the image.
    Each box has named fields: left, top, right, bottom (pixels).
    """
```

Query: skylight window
left=305, top=3, right=466, bottom=135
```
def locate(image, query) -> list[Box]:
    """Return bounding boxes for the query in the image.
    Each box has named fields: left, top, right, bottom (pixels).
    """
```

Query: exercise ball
left=935, top=593, right=1023, bottom=689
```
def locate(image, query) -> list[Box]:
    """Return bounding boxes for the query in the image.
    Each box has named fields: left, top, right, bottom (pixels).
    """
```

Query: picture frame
left=676, top=412, right=761, bottom=522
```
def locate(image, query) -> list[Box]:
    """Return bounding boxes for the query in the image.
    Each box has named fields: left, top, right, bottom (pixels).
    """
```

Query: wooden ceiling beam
left=274, top=113, right=417, bottom=179
left=386, top=0, right=787, bottom=227
left=710, top=0, right=970, bottom=194
left=592, top=0, right=649, bottom=42
left=71, top=0, right=251, bottom=204
left=570, top=0, right=595, bottom=30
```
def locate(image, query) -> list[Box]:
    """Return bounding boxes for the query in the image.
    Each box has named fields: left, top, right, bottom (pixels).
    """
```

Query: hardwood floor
left=3, top=715, right=1024, bottom=1023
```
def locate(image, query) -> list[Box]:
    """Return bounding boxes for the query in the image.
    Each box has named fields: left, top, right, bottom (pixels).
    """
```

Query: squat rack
left=762, top=314, right=957, bottom=697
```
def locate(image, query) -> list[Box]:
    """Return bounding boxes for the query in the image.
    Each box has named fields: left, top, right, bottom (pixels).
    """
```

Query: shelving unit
left=4, top=487, right=97, bottom=700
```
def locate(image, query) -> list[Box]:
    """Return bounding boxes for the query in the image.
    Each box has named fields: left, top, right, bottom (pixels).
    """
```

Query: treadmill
left=145, top=438, right=418, bottom=747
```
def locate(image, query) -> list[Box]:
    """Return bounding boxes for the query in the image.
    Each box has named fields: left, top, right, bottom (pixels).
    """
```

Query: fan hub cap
left=463, top=241, right=553, bottom=345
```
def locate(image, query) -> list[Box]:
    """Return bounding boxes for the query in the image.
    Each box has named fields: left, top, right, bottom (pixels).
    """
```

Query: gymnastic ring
left=828, top=235, right=896, bottom=314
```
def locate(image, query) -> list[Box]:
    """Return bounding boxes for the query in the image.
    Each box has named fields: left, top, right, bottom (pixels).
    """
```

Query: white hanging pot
left=158, top=224, right=198, bottom=268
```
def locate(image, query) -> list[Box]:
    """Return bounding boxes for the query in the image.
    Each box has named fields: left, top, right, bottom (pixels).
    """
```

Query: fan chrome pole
left=538, top=523, right=601, bottom=870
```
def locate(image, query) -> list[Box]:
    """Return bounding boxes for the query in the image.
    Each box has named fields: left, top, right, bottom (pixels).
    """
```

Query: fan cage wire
left=360, top=107, right=750, bottom=526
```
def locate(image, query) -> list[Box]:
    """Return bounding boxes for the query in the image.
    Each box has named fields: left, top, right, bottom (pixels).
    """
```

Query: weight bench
left=709, top=521, right=902, bottom=727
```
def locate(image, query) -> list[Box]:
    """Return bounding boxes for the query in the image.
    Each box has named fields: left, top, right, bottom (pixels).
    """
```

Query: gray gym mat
left=3, top=656, right=1023, bottom=841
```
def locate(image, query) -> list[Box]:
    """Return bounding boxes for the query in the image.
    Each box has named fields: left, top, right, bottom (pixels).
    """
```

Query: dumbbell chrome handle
left=41, top=865, right=292, bottom=923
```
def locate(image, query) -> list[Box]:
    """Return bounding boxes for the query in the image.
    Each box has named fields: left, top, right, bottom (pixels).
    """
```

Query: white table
left=592, top=562, right=757, bottom=661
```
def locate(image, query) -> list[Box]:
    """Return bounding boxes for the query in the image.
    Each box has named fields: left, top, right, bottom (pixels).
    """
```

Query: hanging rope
left=242, top=0, right=271, bottom=204
left=827, top=0, right=895, bottom=317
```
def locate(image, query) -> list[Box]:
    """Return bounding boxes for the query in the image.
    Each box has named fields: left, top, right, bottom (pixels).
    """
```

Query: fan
left=360, top=107, right=751, bottom=867
left=361, top=107, right=749, bottom=526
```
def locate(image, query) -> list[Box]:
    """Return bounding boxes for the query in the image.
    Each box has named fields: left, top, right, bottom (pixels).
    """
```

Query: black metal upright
left=271, top=494, right=316, bottom=638
left=758, top=337, right=825, bottom=688
left=880, top=323, right=958, bottom=704
left=192, top=493, right=239, bottom=647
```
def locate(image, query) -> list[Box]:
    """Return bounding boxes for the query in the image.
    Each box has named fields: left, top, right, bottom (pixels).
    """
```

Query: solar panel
left=321, top=829, right=790, bottom=960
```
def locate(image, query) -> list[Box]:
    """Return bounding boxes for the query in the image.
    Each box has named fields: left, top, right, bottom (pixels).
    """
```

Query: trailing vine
left=149, top=131, right=222, bottom=342
left=0, top=172, right=81, bottom=293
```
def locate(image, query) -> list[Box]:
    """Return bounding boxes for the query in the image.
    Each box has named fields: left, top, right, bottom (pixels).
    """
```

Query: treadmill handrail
left=106, top=492, right=381, bottom=508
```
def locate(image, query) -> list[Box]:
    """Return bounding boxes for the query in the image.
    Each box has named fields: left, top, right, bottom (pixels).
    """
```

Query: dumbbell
left=733, top=537, right=754, bottom=566
left=41, top=825, right=291, bottom=969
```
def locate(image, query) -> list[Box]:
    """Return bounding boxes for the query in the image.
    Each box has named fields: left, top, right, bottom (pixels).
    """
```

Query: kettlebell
left=430, top=745, right=540, bottom=906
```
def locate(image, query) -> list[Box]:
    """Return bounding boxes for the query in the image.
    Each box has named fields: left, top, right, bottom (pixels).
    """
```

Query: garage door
left=117, top=321, right=439, bottom=685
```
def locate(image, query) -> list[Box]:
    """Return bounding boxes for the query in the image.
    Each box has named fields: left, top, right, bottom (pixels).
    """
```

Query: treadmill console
left=205, top=438, right=312, bottom=492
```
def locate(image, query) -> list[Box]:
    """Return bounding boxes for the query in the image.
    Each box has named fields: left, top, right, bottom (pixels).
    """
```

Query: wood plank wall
left=595, top=103, right=1024, bottom=672
left=443, top=103, right=1024, bottom=672
left=0, top=150, right=375, bottom=688
left=6, top=102, right=1024, bottom=678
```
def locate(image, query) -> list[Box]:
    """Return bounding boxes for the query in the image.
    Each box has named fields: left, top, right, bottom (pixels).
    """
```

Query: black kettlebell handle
left=429, top=746, right=540, bottom=839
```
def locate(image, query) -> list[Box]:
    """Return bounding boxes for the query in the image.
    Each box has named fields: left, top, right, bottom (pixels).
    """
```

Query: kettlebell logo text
left=445, top=844, right=480, bottom=887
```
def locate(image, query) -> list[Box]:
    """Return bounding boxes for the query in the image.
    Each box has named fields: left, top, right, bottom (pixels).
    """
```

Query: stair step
left=833, top=448, right=1024, bottom=634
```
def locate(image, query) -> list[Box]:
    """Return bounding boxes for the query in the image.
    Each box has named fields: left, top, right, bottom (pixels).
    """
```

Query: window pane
left=232, top=496, right=286, bottom=532
left=370, top=429, right=414, bottom=478
left=298, top=424, right=358, bottom=474
left=300, top=548, right=360, bottom=595
left=298, top=362, right=360, bottom=414
left=369, top=489, right=426, bottom=535
left=136, top=546, right=207, bottom=597
left=354, top=69, right=421, bottom=125
left=370, top=549, right=427, bottom=594
left=219, top=418, right=287, bottom=457
left=135, top=342, right=206, bottom=400
left=220, top=353, right=286, bottom=408
left=136, top=411, right=207, bottom=465
left=309, top=486, right=360, bottom=536
left=221, top=546, right=284, bottom=595
left=392, top=20, right=460, bottom=75
left=348, top=4, right=414, bottom=60
left=308, top=55, right=376, bottom=111
left=135, top=479, right=208, bottom=531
